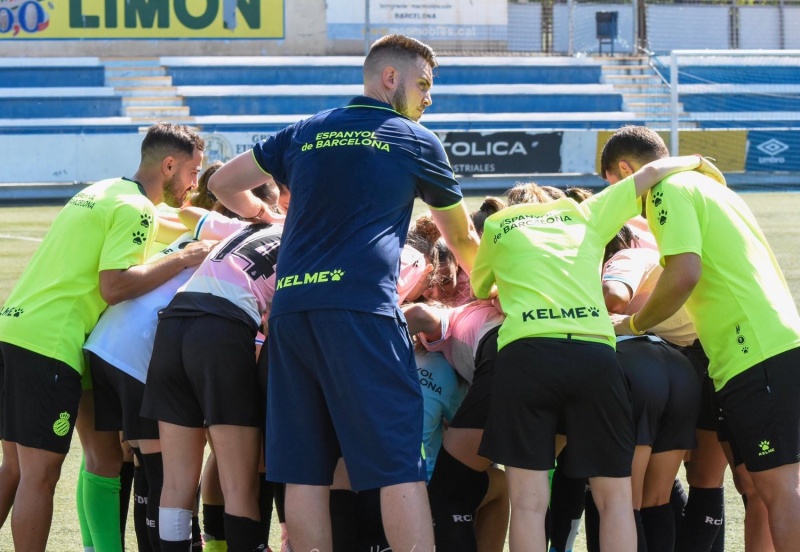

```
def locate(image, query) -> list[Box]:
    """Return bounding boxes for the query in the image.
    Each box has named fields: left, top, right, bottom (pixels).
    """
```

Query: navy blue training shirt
left=253, top=95, right=463, bottom=318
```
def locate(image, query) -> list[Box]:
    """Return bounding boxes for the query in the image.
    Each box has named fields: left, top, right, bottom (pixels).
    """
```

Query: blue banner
left=746, top=131, right=800, bottom=172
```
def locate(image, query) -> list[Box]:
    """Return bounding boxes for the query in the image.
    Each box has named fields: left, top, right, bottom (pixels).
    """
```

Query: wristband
left=245, top=202, right=265, bottom=222
left=629, top=313, right=646, bottom=336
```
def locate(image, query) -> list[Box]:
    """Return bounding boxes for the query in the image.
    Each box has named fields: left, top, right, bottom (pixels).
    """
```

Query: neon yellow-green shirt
left=472, top=175, right=640, bottom=350
left=646, top=171, right=800, bottom=390
left=0, top=178, right=157, bottom=374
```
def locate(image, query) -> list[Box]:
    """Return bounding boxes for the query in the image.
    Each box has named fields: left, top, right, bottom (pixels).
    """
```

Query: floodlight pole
left=670, top=50, right=679, bottom=155
left=365, top=0, right=371, bottom=55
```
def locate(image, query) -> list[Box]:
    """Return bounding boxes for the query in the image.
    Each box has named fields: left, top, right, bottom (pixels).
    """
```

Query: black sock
left=224, top=512, right=266, bottom=552
left=272, top=481, right=286, bottom=524
left=191, top=515, right=202, bottom=550
left=258, top=476, right=275, bottom=540
left=633, top=509, right=647, bottom=552
left=132, top=448, right=154, bottom=552
left=355, top=488, right=389, bottom=552
left=675, top=487, right=724, bottom=552
left=159, top=539, right=191, bottom=552
left=641, top=504, right=675, bottom=552
left=584, top=488, right=599, bottom=552
left=549, top=466, right=586, bottom=552
left=330, top=488, right=358, bottom=552
left=427, top=448, right=489, bottom=552
left=120, top=459, right=135, bottom=548
left=203, top=504, right=226, bottom=541
left=710, top=515, right=725, bottom=552
left=142, top=452, right=164, bottom=552
left=670, top=478, right=688, bottom=545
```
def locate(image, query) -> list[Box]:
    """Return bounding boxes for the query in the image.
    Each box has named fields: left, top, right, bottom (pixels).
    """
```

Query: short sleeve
left=252, top=125, right=295, bottom=186
left=98, top=200, right=156, bottom=271
left=581, top=175, right=641, bottom=244
left=471, top=225, right=497, bottom=299
left=413, top=128, right=463, bottom=209
left=646, top=178, right=703, bottom=261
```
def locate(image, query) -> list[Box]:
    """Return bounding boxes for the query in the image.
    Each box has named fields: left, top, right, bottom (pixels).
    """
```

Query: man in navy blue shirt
left=210, top=34, right=480, bottom=551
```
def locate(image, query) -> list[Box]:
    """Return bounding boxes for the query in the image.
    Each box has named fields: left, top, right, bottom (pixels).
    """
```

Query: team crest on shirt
left=53, top=412, right=71, bottom=437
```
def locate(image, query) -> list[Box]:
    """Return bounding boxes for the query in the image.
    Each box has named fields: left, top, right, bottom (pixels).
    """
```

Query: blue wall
left=0, top=67, right=106, bottom=88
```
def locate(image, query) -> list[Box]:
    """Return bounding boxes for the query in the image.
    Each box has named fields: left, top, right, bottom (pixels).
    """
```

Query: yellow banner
left=0, top=0, right=284, bottom=39
left=596, top=130, right=748, bottom=174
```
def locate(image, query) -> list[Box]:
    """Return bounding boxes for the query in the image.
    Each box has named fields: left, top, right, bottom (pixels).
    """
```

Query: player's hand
left=694, top=155, right=727, bottom=186
left=610, top=313, right=634, bottom=336
left=181, top=239, right=217, bottom=268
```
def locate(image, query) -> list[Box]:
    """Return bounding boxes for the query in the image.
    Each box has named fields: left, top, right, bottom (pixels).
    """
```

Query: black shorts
left=141, top=315, right=264, bottom=428
left=479, top=338, right=634, bottom=479
left=617, top=338, right=700, bottom=453
left=450, top=325, right=499, bottom=430
left=678, top=340, right=722, bottom=434
left=717, top=346, right=800, bottom=472
left=89, top=352, right=159, bottom=441
left=0, top=341, right=82, bottom=454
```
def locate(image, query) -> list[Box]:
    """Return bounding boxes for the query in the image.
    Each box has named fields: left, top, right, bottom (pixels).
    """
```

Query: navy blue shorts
left=266, top=309, right=426, bottom=491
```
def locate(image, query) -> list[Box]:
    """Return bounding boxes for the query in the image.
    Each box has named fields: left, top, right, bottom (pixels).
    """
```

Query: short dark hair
left=600, top=125, right=669, bottom=177
left=141, top=122, right=204, bottom=165
left=364, top=34, right=437, bottom=78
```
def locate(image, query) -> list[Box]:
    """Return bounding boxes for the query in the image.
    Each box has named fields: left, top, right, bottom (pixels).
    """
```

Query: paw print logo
left=140, top=213, right=152, bottom=228
left=742, top=346, right=749, bottom=354
left=737, top=335, right=745, bottom=344
left=331, top=269, right=345, bottom=281
left=759, top=440, right=770, bottom=452
left=588, top=306, right=600, bottom=317
left=652, top=191, right=664, bottom=207
left=658, top=209, right=668, bottom=226
left=132, top=230, right=147, bottom=245
left=12, top=308, right=23, bottom=318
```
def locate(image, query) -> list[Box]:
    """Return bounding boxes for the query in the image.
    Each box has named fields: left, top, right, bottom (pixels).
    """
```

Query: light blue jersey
left=417, top=350, right=467, bottom=481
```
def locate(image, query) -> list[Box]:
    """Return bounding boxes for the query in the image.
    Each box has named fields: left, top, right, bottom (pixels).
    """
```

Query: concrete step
left=123, top=105, right=190, bottom=118
left=604, top=74, right=662, bottom=82
left=115, top=86, right=179, bottom=97
left=129, top=115, right=196, bottom=125
left=107, top=75, right=173, bottom=87
left=101, top=57, right=161, bottom=68
left=122, top=96, right=184, bottom=107
left=106, top=67, right=167, bottom=79
left=601, top=64, right=651, bottom=73
left=623, top=93, right=672, bottom=100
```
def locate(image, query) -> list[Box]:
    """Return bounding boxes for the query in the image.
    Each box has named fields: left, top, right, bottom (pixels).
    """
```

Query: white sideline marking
left=0, top=234, right=43, bottom=243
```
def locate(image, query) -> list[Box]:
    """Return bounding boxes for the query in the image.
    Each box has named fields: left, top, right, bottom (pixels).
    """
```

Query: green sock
left=77, top=457, right=94, bottom=550
left=83, top=470, right=122, bottom=552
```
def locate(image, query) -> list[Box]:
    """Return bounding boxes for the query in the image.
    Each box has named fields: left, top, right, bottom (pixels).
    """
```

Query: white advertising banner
left=326, top=0, right=508, bottom=42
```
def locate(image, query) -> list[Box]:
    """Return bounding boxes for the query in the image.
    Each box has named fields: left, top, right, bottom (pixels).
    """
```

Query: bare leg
left=11, top=443, right=67, bottom=552
left=505, top=466, right=549, bottom=551
left=0, top=440, right=20, bottom=527
left=475, top=465, right=509, bottom=552
left=685, top=429, right=727, bottom=488
left=285, top=483, right=332, bottom=552
left=76, top=391, right=124, bottom=478
left=749, top=463, right=800, bottom=552
left=630, top=445, right=652, bottom=510
left=443, top=428, right=493, bottom=472
left=642, top=449, right=686, bottom=508
left=381, top=481, right=435, bottom=552
left=207, top=424, right=261, bottom=519
left=588, top=475, right=637, bottom=552
left=723, top=443, right=775, bottom=552
left=158, top=422, right=206, bottom=511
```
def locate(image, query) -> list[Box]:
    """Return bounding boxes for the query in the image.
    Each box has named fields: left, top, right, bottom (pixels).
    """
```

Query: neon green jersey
left=646, top=171, right=800, bottom=391
left=0, top=178, right=157, bottom=374
left=472, top=175, right=640, bottom=351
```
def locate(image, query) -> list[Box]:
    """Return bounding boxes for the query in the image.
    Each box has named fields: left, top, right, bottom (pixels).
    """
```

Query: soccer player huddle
left=1, top=33, right=799, bottom=552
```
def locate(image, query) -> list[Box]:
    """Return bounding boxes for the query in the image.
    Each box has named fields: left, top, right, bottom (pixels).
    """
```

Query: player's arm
left=613, top=253, right=701, bottom=335
left=155, top=213, right=190, bottom=244
left=178, top=206, right=209, bottom=234
left=207, top=151, right=285, bottom=224
left=402, top=303, right=443, bottom=340
left=602, top=280, right=633, bottom=314
left=98, top=240, right=216, bottom=305
left=430, top=201, right=480, bottom=275
left=631, top=155, right=726, bottom=197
